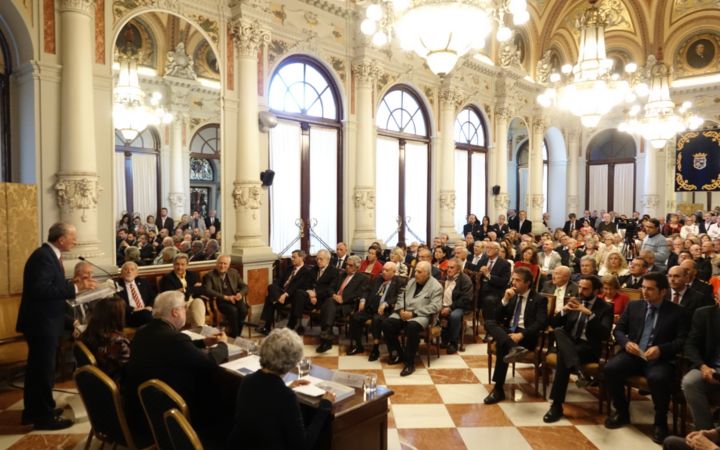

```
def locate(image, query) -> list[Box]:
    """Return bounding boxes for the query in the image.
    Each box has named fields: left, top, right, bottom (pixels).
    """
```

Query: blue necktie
left=638, top=305, right=658, bottom=351
left=511, top=295, right=524, bottom=332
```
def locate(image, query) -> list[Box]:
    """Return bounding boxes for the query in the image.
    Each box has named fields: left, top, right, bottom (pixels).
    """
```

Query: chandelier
left=618, top=55, right=703, bottom=149
left=537, top=0, right=633, bottom=128
left=113, top=53, right=173, bottom=142
left=360, top=0, right=530, bottom=76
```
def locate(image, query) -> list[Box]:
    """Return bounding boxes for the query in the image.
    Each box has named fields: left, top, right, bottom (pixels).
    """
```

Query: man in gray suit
left=541, top=266, right=578, bottom=303
left=202, top=255, right=248, bottom=337
left=538, top=240, right=562, bottom=279
left=381, top=261, right=442, bottom=376
left=440, top=258, right=474, bottom=354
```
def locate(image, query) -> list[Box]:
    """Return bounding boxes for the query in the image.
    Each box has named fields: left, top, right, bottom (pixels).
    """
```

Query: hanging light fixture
left=537, top=0, right=634, bottom=128
left=113, top=53, right=173, bottom=142
left=360, top=0, right=530, bottom=76
left=618, top=54, right=703, bottom=149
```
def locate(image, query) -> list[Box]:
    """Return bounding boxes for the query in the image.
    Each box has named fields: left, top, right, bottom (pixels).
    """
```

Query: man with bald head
left=381, top=261, right=442, bottom=376
left=203, top=255, right=249, bottom=337
left=542, top=266, right=578, bottom=302
left=348, top=262, right=400, bottom=360
left=667, top=265, right=713, bottom=315
left=680, top=259, right=713, bottom=300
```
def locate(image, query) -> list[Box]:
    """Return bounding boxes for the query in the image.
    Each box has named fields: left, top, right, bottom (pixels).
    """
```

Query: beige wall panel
left=5, top=183, right=38, bottom=294
left=0, top=184, right=7, bottom=296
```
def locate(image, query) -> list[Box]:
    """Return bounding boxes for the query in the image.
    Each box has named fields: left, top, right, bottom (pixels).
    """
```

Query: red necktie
left=673, top=291, right=680, bottom=304
left=338, top=275, right=352, bottom=296
left=129, top=282, right=144, bottom=309
left=487, top=259, right=495, bottom=272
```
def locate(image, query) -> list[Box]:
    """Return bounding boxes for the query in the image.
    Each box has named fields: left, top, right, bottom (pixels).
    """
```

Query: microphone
left=78, top=256, right=119, bottom=287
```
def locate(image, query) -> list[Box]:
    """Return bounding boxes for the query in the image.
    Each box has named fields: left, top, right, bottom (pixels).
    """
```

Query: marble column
left=167, top=117, right=187, bottom=219
left=641, top=139, right=660, bottom=217
left=566, top=129, right=580, bottom=215
left=54, top=0, right=101, bottom=258
left=491, top=107, right=511, bottom=221
left=230, top=19, right=273, bottom=261
left=438, top=83, right=463, bottom=240
left=528, top=117, right=546, bottom=235
left=665, top=141, right=677, bottom=213
left=351, top=59, right=379, bottom=253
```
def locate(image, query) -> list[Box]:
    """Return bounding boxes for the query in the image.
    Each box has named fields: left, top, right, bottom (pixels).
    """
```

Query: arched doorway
left=454, top=106, right=488, bottom=232
left=585, top=129, right=636, bottom=215
left=114, top=127, right=161, bottom=220
left=516, top=140, right=548, bottom=213
left=189, top=124, right=220, bottom=218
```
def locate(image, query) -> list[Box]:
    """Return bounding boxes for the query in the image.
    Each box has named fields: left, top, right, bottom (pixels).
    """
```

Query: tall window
left=114, top=127, right=160, bottom=219
left=268, top=57, right=342, bottom=255
left=376, top=87, right=430, bottom=245
left=189, top=124, right=220, bottom=217
left=586, top=129, right=636, bottom=214
left=516, top=140, right=548, bottom=212
left=0, top=30, right=10, bottom=181
left=454, top=106, right=487, bottom=233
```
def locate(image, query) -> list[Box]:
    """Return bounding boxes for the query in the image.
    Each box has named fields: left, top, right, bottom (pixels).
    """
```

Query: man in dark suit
left=124, top=291, right=228, bottom=433
left=667, top=265, right=713, bottom=315
left=117, top=261, right=156, bottom=327
left=541, top=266, right=578, bottom=301
left=680, top=259, right=714, bottom=300
left=477, top=242, right=512, bottom=326
left=258, top=249, right=313, bottom=335
left=465, top=241, right=486, bottom=273
left=158, top=253, right=206, bottom=327
left=204, top=209, right=220, bottom=231
left=330, top=242, right=348, bottom=270
left=515, top=210, right=532, bottom=234
left=493, top=215, right=510, bottom=240
left=202, top=255, right=249, bottom=337
left=292, top=249, right=338, bottom=334
left=381, top=261, right=443, bottom=376
left=316, top=255, right=368, bottom=353
left=348, top=262, right=400, bottom=360
left=543, top=275, right=613, bottom=422
left=17, top=223, right=96, bottom=429
left=439, top=258, right=474, bottom=354
left=603, top=272, right=690, bottom=444
left=484, top=266, right=548, bottom=404
left=618, top=257, right=648, bottom=289
left=157, top=207, right=174, bottom=232
left=507, top=209, right=518, bottom=231
left=563, top=213, right=581, bottom=235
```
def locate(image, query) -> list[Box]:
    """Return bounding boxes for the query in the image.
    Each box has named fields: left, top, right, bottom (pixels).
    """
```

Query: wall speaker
left=491, top=185, right=500, bottom=195
left=260, top=170, right=275, bottom=187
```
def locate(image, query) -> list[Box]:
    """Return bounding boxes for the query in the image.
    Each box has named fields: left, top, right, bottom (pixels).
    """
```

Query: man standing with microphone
left=16, top=223, right=96, bottom=429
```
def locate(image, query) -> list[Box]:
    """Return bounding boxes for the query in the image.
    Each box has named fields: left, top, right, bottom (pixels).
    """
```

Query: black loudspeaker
left=491, top=185, right=500, bottom=195
left=260, top=170, right=275, bottom=187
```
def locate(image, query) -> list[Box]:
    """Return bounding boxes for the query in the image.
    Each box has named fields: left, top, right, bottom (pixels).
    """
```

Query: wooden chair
left=73, top=341, right=97, bottom=368
left=138, top=379, right=190, bottom=450
left=398, top=314, right=441, bottom=367
left=619, top=288, right=642, bottom=301
left=74, top=365, right=153, bottom=450
left=164, top=409, right=203, bottom=450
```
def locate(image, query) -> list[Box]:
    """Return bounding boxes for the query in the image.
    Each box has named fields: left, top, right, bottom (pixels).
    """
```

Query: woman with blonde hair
left=598, top=251, right=629, bottom=278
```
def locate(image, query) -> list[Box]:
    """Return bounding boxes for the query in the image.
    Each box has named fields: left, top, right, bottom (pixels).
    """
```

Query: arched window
left=586, top=129, right=636, bottom=215
left=376, top=87, right=430, bottom=244
left=268, top=57, right=342, bottom=255
left=189, top=124, right=220, bottom=218
left=0, top=30, right=10, bottom=181
left=516, top=140, right=549, bottom=212
left=114, top=127, right=160, bottom=220
left=454, top=106, right=487, bottom=233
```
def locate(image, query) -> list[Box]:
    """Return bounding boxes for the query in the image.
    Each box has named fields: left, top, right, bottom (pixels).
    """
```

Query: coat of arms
left=693, top=152, right=708, bottom=170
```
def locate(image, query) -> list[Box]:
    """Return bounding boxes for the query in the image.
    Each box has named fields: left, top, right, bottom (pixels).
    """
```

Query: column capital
left=231, top=19, right=270, bottom=57
left=351, top=60, right=380, bottom=85
left=495, top=105, right=512, bottom=122
left=54, top=173, right=102, bottom=223
left=438, top=191, right=456, bottom=210
left=493, top=193, right=510, bottom=211
left=59, top=0, right=96, bottom=15
left=439, top=84, right=464, bottom=110
left=353, top=187, right=376, bottom=211
left=232, top=181, right=264, bottom=219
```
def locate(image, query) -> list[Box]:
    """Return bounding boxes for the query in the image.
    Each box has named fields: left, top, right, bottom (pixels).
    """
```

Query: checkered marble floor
left=0, top=323, right=667, bottom=450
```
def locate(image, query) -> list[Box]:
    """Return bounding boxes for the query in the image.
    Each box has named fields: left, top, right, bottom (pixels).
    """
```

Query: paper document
left=221, top=354, right=261, bottom=375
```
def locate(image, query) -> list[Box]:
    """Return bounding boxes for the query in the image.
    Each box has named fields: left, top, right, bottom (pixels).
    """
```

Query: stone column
left=230, top=19, right=273, bottom=261
left=438, top=83, right=463, bottom=240
left=351, top=59, right=379, bottom=253
left=55, top=0, right=101, bottom=258
left=528, top=117, right=546, bottom=235
left=566, top=129, right=580, bottom=215
left=641, top=139, right=660, bottom=217
left=167, top=117, right=186, bottom=219
left=491, top=106, right=511, bottom=221
left=665, top=141, right=677, bottom=213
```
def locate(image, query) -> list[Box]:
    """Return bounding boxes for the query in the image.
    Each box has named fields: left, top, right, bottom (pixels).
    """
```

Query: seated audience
left=158, top=253, right=206, bottom=327
left=291, top=249, right=339, bottom=334
left=117, top=261, right=155, bottom=327
left=538, top=240, right=562, bottom=278
left=618, top=257, right=648, bottom=289
left=466, top=241, right=485, bottom=272
left=543, top=275, right=612, bottom=423
left=226, top=328, right=334, bottom=450
left=598, top=251, right=629, bottom=277
left=331, top=242, right=349, bottom=270
left=258, top=249, right=313, bottom=335
left=439, top=258, right=473, bottom=354
left=359, top=246, right=383, bottom=278
left=79, top=297, right=130, bottom=383
left=571, top=255, right=598, bottom=283
left=390, top=247, right=409, bottom=277
left=515, top=246, right=540, bottom=284
left=603, top=272, right=689, bottom=444
left=493, top=214, right=510, bottom=240
left=462, top=214, right=481, bottom=241
left=476, top=242, right=512, bottom=327
left=680, top=259, right=714, bottom=299
left=432, top=245, right=450, bottom=279
left=541, top=265, right=578, bottom=301
left=484, top=266, right=548, bottom=404
left=667, top=265, right=713, bottom=314
left=601, top=275, right=630, bottom=318
left=203, top=255, right=249, bottom=337
left=641, top=219, right=671, bottom=271
left=380, top=261, right=442, bottom=376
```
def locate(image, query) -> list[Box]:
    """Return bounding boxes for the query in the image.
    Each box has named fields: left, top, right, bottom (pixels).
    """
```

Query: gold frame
left=675, top=32, right=720, bottom=78
left=164, top=408, right=203, bottom=450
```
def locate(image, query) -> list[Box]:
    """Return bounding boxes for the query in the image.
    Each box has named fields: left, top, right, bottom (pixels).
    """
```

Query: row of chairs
left=73, top=342, right=202, bottom=450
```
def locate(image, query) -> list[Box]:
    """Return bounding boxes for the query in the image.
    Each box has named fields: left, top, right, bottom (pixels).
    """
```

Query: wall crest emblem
left=693, top=152, right=708, bottom=170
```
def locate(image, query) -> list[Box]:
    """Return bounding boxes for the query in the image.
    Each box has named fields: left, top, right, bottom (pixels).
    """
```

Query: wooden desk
left=217, top=361, right=393, bottom=450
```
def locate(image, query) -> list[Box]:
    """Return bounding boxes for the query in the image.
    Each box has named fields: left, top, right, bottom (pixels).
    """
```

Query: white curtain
left=613, top=163, right=634, bottom=215
left=404, top=141, right=428, bottom=243
left=376, top=136, right=399, bottom=244
left=115, top=152, right=127, bottom=219
left=131, top=153, right=157, bottom=219
left=589, top=164, right=609, bottom=212
left=270, top=121, right=302, bottom=256
left=470, top=152, right=486, bottom=218
left=309, top=126, right=337, bottom=254
left=454, top=150, right=468, bottom=234
left=518, top=167, right=528, bottom=211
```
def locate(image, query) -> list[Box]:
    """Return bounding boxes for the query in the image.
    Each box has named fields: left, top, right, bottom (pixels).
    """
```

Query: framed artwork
left=675, top=33, right=720, bottom=78
left=686, top=38, right=715, bottom=69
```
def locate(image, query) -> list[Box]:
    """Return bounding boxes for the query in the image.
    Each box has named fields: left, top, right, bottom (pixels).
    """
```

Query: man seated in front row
left=439, top=258, right=474, bottom=354
left=117, top=261, right=155, bottom=327
left=292, top=249, right=339, bottom=335
left=316, top=255, right=368, bottom=353
left=202, top=255, right=248, bottom=337
left=381, top=261, right=442, bottom=377
left=347, top=262, right=400, bottom=360
left=257, top=249, right=313, bottom=335
left=484, top=266, right=548, bottom=404
left=158, top=253, right=206, bottom=327
left=603, top=272, right=689, bottom=444
left=543, top=275, right=613, bottom=423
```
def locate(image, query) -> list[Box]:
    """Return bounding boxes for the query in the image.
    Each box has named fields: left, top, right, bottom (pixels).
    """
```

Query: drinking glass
left=363, top=373, right=377, bottom=394
left=297, top=357, right=311, bottom=378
